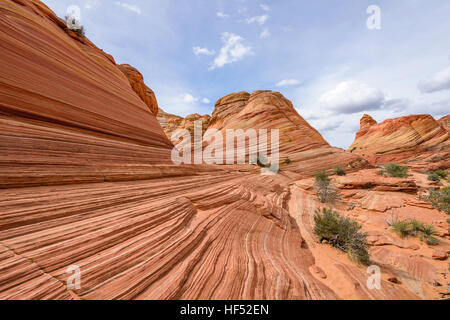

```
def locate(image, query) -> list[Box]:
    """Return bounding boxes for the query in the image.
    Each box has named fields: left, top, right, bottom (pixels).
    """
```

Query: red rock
left=438, top=115, right=450, bottom=132
left=310, top=265, right=327, bottom=279
left=118, top=64, right=159, bottom=116
left=349, top=114, right=449, bottom=164
left=432, top=249, right=448, bottom=261
left=0, top=0, right=446, bottom=301
left=205, top=90, right=364, bottom=175
left=387, top=277, right=400, bottom=284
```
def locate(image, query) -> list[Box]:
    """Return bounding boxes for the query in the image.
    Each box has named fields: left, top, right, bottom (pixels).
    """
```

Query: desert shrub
left=314, top=170, right=341, bottom=204
left=419, top=224, right=439, bottom=246
left=284, top=157, right=292, bottom=165
left=434, top=170, right=448, bottom=179
left=428, top=173, right=441, bottom=182
left=421, top=187, right=450, bottom=215
left=350, top=147, right=357, bottom=153
left=391, top=220, right=413, bottom=238
left=391, top=218, right=439, bottom=245
left=313, top=208, right=370, bottom=265
left=409, top=219, right=424, bottom=235
left=384, top=163, right=409, bottom=178
left=333, top=166, right=346, bottom=176
left=377, top=170, right=385, bottom=176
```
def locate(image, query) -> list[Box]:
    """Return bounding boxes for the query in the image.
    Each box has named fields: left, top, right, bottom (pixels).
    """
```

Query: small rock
left=432, top=249, right=448, bottom=261
left=387, top=277, right=400, bottom=284
left=309, top=265, right=327, bottom=279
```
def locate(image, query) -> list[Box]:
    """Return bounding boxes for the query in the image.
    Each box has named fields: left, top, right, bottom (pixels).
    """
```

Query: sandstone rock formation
left=438, top=115, right=450, bottom=132
left=349, top=114, right=449, bottom=165
left=158, top=110, right=211, bottom=145
left=164, top=90, right=366, bottom=177
left=118, top=64, right=159, bottom=116
left=0, top=0, right=448, bottom=301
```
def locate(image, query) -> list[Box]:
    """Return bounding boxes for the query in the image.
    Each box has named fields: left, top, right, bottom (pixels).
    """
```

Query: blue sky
left=43, top=0, right=450, bottom=148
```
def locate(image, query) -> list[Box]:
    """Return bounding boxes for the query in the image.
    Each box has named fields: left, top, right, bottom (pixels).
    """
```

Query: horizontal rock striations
left=0, top=0, right=448, bottom=301
left=0, top=0, right=173, bottom=188
left=349, top=114, right=449, bottom=165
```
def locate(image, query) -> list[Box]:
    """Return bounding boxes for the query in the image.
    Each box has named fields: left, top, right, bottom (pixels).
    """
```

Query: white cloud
left=115, top=2, right=141, bottom=14
left=180, top=95, right=210, bottom=105
left=193, top=46, right=215, bottom=56
left=319, top=81, right=385, bottom=114
left=260, top=28, right=271, bottom=39
left=260, top=4, right=271, bottom=12
left=217, top=12, right=229, bottom=18
left=210, top=32, right=253, bottom=70
left=182, top=94, right=198, bottom=103
left=418, top=66, right=450, bottom=93
left=276, top=79, right=301, bottom=87
left=245, top=15, right=269, bottom=25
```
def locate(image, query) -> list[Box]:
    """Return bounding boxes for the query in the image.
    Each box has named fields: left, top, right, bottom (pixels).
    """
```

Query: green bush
left=428, top=173, right=441, bottom=182
left=284, top=157, right=292, bottom=165
left=377, top=170, right=385, bottom=176
left=384, top=163, right=409, bottom=178
left=333, top=166, right=346, bottom=176
left=313, top=208, right=370, bottom=265
left=419, top=224, right=439, bottom=246
left=421, top=187, right=450, bottom=215
left=315, top=170, right=331, bottom=185
left=409, top=219, right=424, bottom=235
left=392, top=220, right=413, bottom=238
left=314, top=170, right=340, bottom=203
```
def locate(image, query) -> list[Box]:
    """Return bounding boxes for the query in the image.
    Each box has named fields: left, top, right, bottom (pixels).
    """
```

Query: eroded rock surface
left=349, top=114, right=449, bottom=165
left=0, top=0, right=448, bottom=301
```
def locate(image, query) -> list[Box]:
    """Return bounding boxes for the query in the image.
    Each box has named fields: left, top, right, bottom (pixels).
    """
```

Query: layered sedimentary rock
left=158, top=110, right=211, bottom=145
left=0, top=0, right=447, bottom=301
left=439, top=115, right=450, bottom=132
left=118, top=64, right=159, bottom=116
left=203, top=90, right=365, bottom=176
left=0, top=0, right=173, bottom=188
left=349, top=114, right=449, bottom=165
left=292, top=169, right=449, bottom=299
left=157, top=109, right=183, bottom=133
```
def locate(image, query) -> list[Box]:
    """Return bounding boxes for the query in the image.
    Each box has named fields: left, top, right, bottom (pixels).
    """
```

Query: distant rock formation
left=0, top=0, right=447, bottom=301
left=118, top=64, right=159, bottom=116
left=438, top=115, right=450, bottom=132
left=349, top=114, right=449, bottom=165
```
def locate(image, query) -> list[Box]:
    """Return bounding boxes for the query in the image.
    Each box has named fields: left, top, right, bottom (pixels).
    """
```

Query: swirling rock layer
left=349, top=114, right=449, bottom=165
left=0, top=0, right=173, bottom=188
left=0, top=0, right=447, bottom=301
left=161, top=90, right=365, bottom=176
